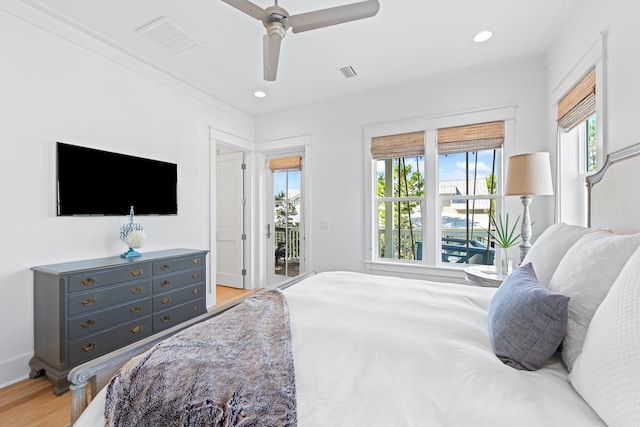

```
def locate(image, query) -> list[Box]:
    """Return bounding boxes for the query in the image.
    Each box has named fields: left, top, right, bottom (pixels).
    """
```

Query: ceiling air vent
left=136, top=16, right=202, bottom=54
left=339, top=65, right=358, bottom=78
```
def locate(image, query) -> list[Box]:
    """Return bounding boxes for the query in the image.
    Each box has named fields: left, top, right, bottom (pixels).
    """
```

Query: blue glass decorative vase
left=120, top=206, right=146, bottom=258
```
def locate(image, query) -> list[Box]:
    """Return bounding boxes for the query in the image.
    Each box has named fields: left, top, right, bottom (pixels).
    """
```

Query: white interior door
left=216, top=152, right=245, bottom=288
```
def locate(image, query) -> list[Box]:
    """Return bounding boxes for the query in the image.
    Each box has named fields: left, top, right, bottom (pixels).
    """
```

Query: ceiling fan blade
left=263, top=33, right=282, bottom=81
left=288, top=0, right=379, bottom=33
left=220, top=0, right=268, bottom=21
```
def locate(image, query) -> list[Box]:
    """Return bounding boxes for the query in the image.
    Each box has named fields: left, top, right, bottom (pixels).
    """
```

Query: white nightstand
left=464, top=265, right=504, bottom=288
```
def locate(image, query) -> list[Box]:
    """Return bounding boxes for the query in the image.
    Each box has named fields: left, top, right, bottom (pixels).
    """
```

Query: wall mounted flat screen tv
left=57, top=142, right=178, bottom=216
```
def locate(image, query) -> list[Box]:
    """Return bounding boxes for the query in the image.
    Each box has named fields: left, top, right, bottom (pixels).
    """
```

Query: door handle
left=266, top=224, right=271, bottom=238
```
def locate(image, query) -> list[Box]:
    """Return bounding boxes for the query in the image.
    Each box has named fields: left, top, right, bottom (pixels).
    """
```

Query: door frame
left=256, top=135, right=312, bottom=287
left=209, top=127, right=256, bottom=295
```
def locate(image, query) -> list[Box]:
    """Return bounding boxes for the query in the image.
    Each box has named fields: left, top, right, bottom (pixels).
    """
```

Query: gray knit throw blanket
left=104, top=289, right=297, bottom=427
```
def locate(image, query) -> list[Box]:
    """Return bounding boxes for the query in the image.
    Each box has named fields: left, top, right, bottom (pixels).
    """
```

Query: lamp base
left=519, top=195, right=533, bottom=263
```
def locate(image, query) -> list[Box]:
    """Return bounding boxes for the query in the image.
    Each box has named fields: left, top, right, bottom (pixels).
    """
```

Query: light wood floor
left=0, top=285, right=258, bottom=427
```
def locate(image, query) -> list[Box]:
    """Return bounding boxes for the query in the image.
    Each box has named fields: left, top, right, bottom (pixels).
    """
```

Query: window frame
left=438, top=150, right=501, bottom=266
left=552, top=33, right=606, bottom=224
left=375, top=157, right=426, bottom=261
left=363, top=107, right=516, bottom=275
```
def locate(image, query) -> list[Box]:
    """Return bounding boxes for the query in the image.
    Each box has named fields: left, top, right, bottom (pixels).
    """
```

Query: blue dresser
left=30, top=248, right=208, bottom=395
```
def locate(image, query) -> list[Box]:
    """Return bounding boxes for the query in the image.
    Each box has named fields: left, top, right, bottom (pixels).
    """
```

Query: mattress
left=74, top=271, right=604, bottom=426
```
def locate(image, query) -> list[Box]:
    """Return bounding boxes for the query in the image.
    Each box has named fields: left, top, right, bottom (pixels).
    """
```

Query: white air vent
left=136, top=16, right=202, bottom=54
left=339, top=65, right=358, bottom=78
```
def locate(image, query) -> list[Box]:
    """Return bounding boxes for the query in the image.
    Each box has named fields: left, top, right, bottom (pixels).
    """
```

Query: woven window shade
left=437, top=121, right=504, bottom=154
left=557, top=68, right=596, bottom=130
left=371, top=131, right=425, bottom=159
left=269, top=156, right=301, bottom=171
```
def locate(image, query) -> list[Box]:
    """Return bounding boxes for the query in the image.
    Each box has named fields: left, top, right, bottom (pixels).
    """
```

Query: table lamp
left=505, top=152, right=554, bottom=262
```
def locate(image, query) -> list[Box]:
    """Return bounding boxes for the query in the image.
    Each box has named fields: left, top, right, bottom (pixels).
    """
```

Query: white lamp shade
left=505, top=152, right=554, bottom=196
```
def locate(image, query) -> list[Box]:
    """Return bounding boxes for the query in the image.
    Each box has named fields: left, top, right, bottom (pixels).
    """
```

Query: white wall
left=255, top=58, right=553, bottom=278
left=0, top=3, right=254, bottom=387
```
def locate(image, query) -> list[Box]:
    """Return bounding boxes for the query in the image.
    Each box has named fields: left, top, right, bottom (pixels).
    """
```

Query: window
left=370, top=121, right=504, bottom=267
left=437, top=121, right=503, bottom=265
left=372, top=132, right=425, bottom=261
left=439, top=150, right=499, bottom=265
left=556, top=68, right=599, bottom=225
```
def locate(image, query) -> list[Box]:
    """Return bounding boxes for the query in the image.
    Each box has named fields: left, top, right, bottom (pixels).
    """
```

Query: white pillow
left=570, top=245, right=640, bottom=427
left=522, top=223, right=593, bottom=287
left=548, top=230, right=640, bottom=371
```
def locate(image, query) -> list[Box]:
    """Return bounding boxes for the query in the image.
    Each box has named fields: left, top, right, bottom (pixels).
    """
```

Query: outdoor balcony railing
left=379, top=229, right=495, bottom=265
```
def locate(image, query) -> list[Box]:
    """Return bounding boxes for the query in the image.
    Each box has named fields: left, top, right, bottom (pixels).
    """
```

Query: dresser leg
left=29, top=356, right=70, bottom=395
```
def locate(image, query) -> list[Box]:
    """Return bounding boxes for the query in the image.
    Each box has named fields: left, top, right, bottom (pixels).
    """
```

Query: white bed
left=75, top=271, right=604, bottom=426
left=69, top=142, right=640, bottom=427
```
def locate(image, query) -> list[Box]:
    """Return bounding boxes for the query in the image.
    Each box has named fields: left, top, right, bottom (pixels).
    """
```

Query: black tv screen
left=57, top=142, right=178, bottom=216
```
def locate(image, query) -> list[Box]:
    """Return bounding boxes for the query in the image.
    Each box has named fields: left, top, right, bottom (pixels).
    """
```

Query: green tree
left=274, top=191, right=298, bottom=227
left=587, top=114, right=597, bottom=171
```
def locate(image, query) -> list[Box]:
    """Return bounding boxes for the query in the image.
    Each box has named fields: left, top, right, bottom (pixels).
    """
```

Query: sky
left=438, top=151, right=498, bottom=181
left=274, top=170, right=301, bottom=195
left=276, top=150, right=500, bottom=194
left=375, top=149, right=499, bottom=183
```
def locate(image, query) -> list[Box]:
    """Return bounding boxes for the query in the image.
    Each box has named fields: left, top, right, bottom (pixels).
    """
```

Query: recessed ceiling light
left=473, top=30, right=493, bottom=43
left=254, top=90, right=266, bottom=98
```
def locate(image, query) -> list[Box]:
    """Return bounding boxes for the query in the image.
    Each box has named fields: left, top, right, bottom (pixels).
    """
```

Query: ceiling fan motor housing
left=265, top=20, right=287, bottom=40
left=264, top=5, right=289, bottom=38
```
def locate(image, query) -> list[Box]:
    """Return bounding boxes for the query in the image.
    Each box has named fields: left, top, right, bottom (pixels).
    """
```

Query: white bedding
left=75, top=271, right=604, bottom=426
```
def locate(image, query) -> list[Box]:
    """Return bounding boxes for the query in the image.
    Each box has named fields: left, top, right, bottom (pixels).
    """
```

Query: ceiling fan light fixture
left=473, top=30, right=493, bottom=43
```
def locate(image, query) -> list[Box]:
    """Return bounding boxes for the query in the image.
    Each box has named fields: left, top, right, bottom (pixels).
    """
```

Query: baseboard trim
left=0, top=353, right=32, bottom=389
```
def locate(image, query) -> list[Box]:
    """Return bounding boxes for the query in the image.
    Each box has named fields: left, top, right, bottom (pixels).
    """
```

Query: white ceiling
left=24, top=0, right=580, bottom=116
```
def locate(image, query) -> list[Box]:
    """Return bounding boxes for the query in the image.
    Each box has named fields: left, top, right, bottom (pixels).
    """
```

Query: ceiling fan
left=220, top=0, right=380, bottom=81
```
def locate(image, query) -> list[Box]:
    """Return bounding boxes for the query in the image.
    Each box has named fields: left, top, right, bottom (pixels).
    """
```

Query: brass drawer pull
left=160, top=297, right=171, bottom=304
left=130, top=286, right=143, bottom=294
left=192, top=304, right=201, bottom=312
left=192, top=272, right=200, bottom=279
left=81, top=297, right=97, bottom=306
left=160, top=280, right=171, bottom=287
left=192, top=288, right=200, bottom=294
left=160, top=316, right=171, bottom=323
left=80, top=319, right=96, bottom=329
left=192, top=258, right=201, bottom=265
left=130, top=305, right=143, bottom=314
left=130, top=269, right=143, bottom=277
left=130, top=325, right=144, bottom=334
left=160, top=264, right=171, bottom=271
left=81, top=342, right=97, bottom=352
left=81, top=277, right=97, bottom=286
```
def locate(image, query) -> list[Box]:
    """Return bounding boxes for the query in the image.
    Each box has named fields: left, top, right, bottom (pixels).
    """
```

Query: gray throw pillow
left=488, top=263, right=569, bottom=370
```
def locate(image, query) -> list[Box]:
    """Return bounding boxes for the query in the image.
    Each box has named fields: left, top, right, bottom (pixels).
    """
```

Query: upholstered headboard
left=587, top=142, right=640, bottom=234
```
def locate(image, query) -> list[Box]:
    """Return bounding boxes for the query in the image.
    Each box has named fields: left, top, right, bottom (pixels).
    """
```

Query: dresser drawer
left=68, top=316, right=152, bottom=365
left=68, top=279, right=152, bottom=316
left=153, top=297, right=206, bottom=333
left=68, top=298, right=151, bottom=339
left=153, top=283, right=205, bottom=311
left=152, top=254, right=205, bottom=275
left=152, top=267, right=205, bottom=293
left=68, top=263, right=152, bottom=293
